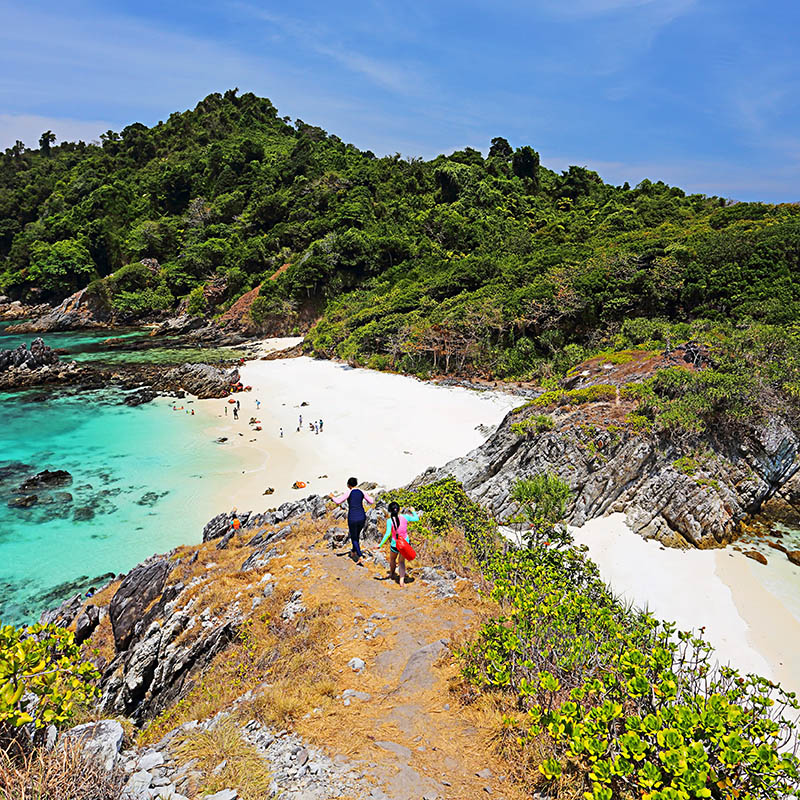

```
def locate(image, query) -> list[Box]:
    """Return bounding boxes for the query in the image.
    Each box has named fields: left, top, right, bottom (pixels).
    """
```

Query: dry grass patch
left=172, top=717, right=272, bottom=800
left=0, top=740, right=125, bottom=800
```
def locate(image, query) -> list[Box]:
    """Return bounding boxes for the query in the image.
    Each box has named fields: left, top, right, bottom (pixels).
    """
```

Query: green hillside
left=1, top=89, right=798, bottom=402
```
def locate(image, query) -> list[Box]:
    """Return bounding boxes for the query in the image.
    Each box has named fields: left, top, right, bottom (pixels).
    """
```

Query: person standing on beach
left=256, top=399, right=261, bottom=410
left=319, top=419, right=324, bottom=432
left=330, top=478, right=374, bottom=566
left=299, top=414, right=303, bottom=427
left=233, top=407, right=238, bottom=420
left=280, top=427, right=283, bottom=438
left=376, top=502, right=421, bottom=588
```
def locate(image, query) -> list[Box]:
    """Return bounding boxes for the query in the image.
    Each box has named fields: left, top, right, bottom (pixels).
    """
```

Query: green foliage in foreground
left=397, top=478, right=800, bottom=799
left=0, top=624, right=99, bottom=738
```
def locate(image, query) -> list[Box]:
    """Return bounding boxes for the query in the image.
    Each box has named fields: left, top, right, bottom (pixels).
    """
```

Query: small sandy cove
left=194, top=347, right=518, bottom=512
left=572, top=514, right=800, bottom=695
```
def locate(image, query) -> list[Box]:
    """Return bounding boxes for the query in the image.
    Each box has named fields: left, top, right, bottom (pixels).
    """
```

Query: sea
left=0, top=325, right=248, bottom=625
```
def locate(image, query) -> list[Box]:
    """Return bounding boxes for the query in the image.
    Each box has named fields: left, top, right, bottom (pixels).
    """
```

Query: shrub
left=0, top=624, right=99, bottom=741
left=522, top=384, right=618, bottom=411
left=511, top=413, right=554, bottom=436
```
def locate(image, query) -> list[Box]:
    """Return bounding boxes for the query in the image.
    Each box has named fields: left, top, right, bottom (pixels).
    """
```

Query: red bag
left=396, top=536, right=416, bottom=561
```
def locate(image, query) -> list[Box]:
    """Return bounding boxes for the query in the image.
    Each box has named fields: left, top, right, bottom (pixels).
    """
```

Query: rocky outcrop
left=79, top=495, right=331, bottom=722
left=0, top=337, right=59, bottom=372
left=418, top=404, right=799, bottom=549
left=109, top=559, right=173, bottom=651
left=156, top=363, right=240, bottom=399
left=62, top=719, right=125, bottom=772
left=8, top=288, right=112, bottom=333
left=201, top=495, right=329, bottom=542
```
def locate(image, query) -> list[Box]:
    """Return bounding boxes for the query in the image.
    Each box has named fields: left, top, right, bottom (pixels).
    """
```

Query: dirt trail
left=274, top=535, right=516, bottom=800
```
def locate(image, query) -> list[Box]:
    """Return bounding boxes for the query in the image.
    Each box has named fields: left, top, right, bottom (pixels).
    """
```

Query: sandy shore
left=193, top=353, right=518, bottom=513
left=572, top=514, right=800, bottom=694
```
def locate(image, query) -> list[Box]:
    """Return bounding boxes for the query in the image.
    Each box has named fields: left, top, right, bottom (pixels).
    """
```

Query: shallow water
left=0, top=389, right=250, bottom=625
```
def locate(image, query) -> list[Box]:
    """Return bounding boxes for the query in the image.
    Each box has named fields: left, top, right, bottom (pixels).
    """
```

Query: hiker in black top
left=330, top=477, right=375, bottom=566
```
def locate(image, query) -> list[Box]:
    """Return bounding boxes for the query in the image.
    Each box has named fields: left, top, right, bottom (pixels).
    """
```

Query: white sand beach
left=572, top=514, right=800, bottom=694
left=194, top=353, right=518, bottom=512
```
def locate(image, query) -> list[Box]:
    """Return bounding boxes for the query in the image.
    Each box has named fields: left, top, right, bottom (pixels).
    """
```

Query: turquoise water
left=0, top=389, right=247, bottom=625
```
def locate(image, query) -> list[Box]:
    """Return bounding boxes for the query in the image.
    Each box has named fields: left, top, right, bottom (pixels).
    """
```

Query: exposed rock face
left=201, top=495, right=329, bottom=542
left=0, top=337, right=59, bottom=372
left=7, top=288, right=112, bottom=333
left=157, top=363, right=240, bottom=399
left=417, top=405, right=799, bottom=549
left=62, top=719, right=124, bottom=772
left=109, top=559, right=172, bottom=651
left=77, top=497, right=328, bottom=722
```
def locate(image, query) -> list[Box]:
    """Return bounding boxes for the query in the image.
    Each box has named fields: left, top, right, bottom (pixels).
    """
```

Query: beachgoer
left=225, top=405, right=228, bottom=415
left=256, top=399, right=261, bottom=410
left=280, top=427, right=284, bottom=438
left=191, top=409, right=195, bottom=416
left=376, top=502, right=421, bottom=588
left=314, top=422, right=319, bottom=435
left=233, top=408, right=239, bottom=420
left=236, top=400, right=240, bottom=411
left=319, top=419, right=323, bottom=432
left=299, top=414, right=303, bottom=427
left=330, top=478, right=374, bottom=566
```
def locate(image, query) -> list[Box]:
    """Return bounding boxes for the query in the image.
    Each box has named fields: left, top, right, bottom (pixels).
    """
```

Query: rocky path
left=73, top=508, right=519, bottom=800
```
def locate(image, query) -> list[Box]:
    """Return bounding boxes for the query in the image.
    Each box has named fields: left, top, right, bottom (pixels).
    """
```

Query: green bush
left=0, top=624, right=99, bottom=738
left=511, top=413, right=555, bottom=436
left=455, top=473, right=800, bottom=800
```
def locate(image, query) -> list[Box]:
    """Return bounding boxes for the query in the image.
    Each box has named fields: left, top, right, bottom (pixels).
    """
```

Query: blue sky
left=1, top=0, right=798, bottom=201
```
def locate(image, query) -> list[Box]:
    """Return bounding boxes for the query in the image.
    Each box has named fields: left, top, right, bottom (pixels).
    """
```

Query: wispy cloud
left=236, top=5, right=429, bottom=96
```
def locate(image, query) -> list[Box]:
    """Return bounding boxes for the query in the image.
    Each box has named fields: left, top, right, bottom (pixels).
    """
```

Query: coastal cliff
left=417, top=351, right=800, bottom=549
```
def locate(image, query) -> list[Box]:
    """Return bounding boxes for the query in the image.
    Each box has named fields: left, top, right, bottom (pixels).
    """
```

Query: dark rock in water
left=109, top=559, right=172, bottom=651
left=17, top=469, right=73, bottom=491
left=8, top=494, right=38, bottom=508
left=124, top=388, right=157, bottom=406
left=73, top=506, right=95, bottom=521
left=157, top=363, right=240, bottom=400
left=215, top=437, right=228, bottom=443
left=136, top=491, right=167, bottom=506
left=0, top=461, right=33, bottom=483
left=0, top=337, right=60, bottom=372
left=74, top=604, right=100, bottom=645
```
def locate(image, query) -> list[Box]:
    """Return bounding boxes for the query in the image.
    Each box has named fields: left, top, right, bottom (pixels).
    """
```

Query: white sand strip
left=572, top=514, right=800, bottom=694
left=194, top=356, right=518, bottom=514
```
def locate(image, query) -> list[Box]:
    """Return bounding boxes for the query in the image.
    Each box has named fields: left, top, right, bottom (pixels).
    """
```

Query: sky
left=1, top=0, right=798, bottom=202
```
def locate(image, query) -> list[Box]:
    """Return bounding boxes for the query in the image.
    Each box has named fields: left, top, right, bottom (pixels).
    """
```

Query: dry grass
left=138, top=518, right=338, bottom=745
left=0, top=740, right=125, bottom=800
left=172, top=717, right=272, bottom=800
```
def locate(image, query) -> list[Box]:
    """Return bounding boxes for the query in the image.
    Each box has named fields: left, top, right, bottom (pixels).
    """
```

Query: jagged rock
left=202, top=496, right=328, bottom=542
left=0, top=337, right=60, bottom=372
left=16, top=468, right=72, bottom=491
left=62, top=719, right=124, bottom=771
left=110, top=559, right=172, bottom=651
left=124, top=388, right=157, bottom=406
left=158, top=363, right=240, bottom=400
left=150, top=315, right=207, bottom=337
left=744, top=550, right=768, bottom=565
left=8, top=494, right=38, bottom=508
left=418, top=402, right=799, bottom=549
left=39, top=593, right=84, bottom=627
left=74, top=604, right=100, bottom=644
left=8, top=289, right=112, bottom=333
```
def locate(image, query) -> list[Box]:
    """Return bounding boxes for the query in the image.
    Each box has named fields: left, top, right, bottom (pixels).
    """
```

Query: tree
left=488, top=136, right=513, bottom=161
left=38, top=131, right=56, bottom=156
left=27, top=239, right=97, bottom=295
left=511, top=146, right=540, bottom=192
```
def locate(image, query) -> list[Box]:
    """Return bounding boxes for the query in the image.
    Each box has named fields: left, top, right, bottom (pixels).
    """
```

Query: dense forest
left=1, top=90, right=798, bottom=415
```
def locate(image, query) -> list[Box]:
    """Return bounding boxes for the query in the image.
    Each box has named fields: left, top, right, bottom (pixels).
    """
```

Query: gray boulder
left=109, top=559, right=172, bottom=651
left=62, top=719, right=124, bottom=771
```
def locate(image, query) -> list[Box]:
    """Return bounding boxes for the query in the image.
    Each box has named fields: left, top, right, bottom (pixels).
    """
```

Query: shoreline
left=192, top=352, right=519, bottom=512
left=572, top=513, right=800, bottom=695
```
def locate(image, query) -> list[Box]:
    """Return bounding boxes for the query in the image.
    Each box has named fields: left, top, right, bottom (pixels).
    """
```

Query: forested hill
left=1, top=89, right=798, bottom=394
